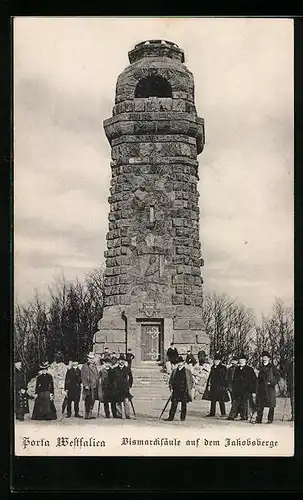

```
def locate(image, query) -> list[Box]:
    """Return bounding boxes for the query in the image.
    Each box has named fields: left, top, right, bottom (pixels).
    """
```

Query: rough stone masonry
left=94, top=40, right=210, bottom=366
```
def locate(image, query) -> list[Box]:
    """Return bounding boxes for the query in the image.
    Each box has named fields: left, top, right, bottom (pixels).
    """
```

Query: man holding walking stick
left=164, top=356, right=194, bottom=422
left=252, top=351, right=280, bottom=425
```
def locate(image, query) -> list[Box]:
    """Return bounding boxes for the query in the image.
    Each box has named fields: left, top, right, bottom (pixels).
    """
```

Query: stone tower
left=94, top=40, right=209, bottom=366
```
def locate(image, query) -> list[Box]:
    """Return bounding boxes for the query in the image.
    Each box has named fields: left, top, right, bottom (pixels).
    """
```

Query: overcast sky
left=14, top=17, right=293, bottom=317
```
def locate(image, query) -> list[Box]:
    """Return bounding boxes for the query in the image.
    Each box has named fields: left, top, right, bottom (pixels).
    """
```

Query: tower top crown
left=128, top=39, right=185, bottom=64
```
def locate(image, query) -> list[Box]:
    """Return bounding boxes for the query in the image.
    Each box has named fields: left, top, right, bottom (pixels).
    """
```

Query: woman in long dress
left=32, top=361, right=57, bottom=420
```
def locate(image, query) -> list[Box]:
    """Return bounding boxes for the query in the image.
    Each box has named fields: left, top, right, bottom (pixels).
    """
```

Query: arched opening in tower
left=135, top=75, right=172, bottom=98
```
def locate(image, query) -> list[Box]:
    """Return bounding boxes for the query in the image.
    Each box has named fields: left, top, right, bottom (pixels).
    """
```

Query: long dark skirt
left=32, top=391, right=57, bottom=420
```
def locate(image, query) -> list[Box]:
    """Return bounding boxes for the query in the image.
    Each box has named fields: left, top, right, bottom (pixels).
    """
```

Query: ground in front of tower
left=16, top=395, right=293, bottom=428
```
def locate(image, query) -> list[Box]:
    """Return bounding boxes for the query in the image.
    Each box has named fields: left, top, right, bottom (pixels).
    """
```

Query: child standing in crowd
left=14, top=360, right=29, bottom=421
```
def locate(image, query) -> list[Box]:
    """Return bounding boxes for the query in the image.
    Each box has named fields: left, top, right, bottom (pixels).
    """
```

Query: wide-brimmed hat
left=111, top=356, right=118, bottom=363
left=87, top=352, right=95, bottom=359
left=214, top=352, right=222, bottom=360
left=261, top=351, right=271, bottom=358
left=118, top=354, right=126, bottom=361
left=40, top=361, right=49, bottom=369
left=176, top=355, right=184, bottom=363
left=238, top=353, right=247, bottom=360
left=103, top=357, right=111, bottom=364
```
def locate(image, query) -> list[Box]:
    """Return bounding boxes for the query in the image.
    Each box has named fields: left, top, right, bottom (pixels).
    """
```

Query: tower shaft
left=94, top=40, right=209, bottom=365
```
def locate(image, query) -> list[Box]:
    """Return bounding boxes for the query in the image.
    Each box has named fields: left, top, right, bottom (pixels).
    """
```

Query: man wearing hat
left=166, top=342, right=179, bottom=373
left=203, top=352, right=229, bottom=417
left=227, top=353, right=257, bottom=421
left=81, top=352, right=99, bottom=419
left=227, top=356, right=238, bottom=401
left=64, top=359, right=83, bottom=418
left=97, top=357, right=116, bottom=418
left=14, top=359, right=29, bottom=421
left=185, top=349, right=197, bottom=367
left=110, top=354, right=133, bottom=419
left=254, top=351, right=280, bottom=424
left=164, top=355, right=194, bottom=421
left=32, top=361, right=57, bottom=420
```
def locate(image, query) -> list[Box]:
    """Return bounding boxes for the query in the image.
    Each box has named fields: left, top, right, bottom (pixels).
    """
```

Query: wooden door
left=141, top=324, right=160, bottom=361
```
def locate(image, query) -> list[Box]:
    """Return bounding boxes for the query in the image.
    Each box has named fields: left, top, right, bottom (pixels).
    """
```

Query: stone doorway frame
left=135, top=318, right=164, bottom=365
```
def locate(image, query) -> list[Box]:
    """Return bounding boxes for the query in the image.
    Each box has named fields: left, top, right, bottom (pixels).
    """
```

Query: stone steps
left=131, top=366, right=169, bottom=400
left=133, top=378, right=168, bottom=383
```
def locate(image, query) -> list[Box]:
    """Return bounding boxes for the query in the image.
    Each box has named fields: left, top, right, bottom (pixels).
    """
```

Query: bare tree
left=14, top=304, right=32, bottom=372
left=250, top=298, right=294, bottom=374
left=202, top=292, right=255, bottom=363
left=14, top=266, right=105, bottom=378
left=45, top=268, right=105, bottom=362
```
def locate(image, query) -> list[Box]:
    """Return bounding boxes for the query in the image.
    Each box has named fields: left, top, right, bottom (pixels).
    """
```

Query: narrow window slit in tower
left=149, top=205, right=155, bottom=224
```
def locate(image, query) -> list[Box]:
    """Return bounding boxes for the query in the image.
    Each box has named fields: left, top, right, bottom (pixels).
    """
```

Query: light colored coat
left=81, top=362, right=99, bottom=401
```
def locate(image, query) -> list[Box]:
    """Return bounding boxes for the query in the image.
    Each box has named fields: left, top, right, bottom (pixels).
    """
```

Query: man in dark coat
left=227, top=357, right=238, bottom=399
left=14, top=360, right=29, bottom=421
left=204, top=352, right=229, bottom=417
left=81, top=352, right=99, bottom=419
left=64, top=359, right=83, bottom=418
left=254, top=351, right=280, bottom=424
left=285, top=358, right=294, bottom=421
left=110, top=354, right=133, bottom=419
left=97, top=358, right=116, bottom=418
left=126, top=348, right=135, bottom=368
left=227, top=353, right=257, bottom=420
left=32, top=361, right=57, bottom=420
left=166, top=343, right=179, bottom=365
left=165, top=356, right=194, bottom=421
left=185, top=350, right=197, bottom=366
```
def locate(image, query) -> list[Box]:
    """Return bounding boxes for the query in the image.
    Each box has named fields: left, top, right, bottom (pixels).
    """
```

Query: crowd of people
left=14, top=350, right=135, bottom=421
left=164, top=344, right=294, bottom=424
left=14, top=344, right=294, bottom=425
